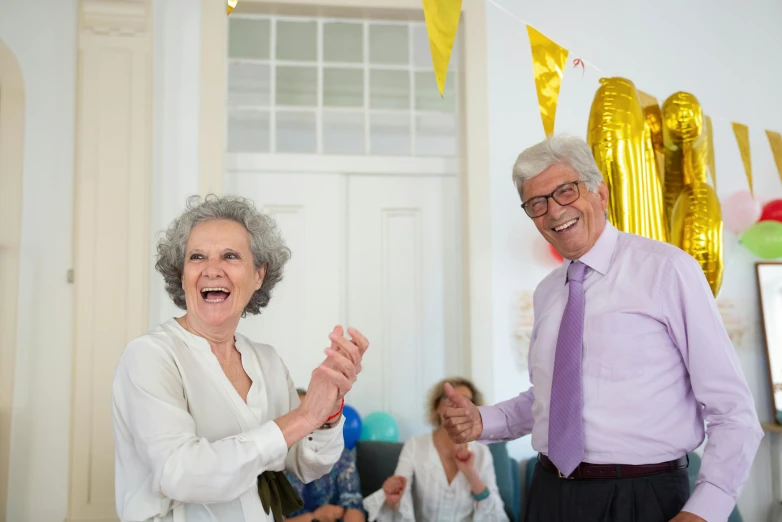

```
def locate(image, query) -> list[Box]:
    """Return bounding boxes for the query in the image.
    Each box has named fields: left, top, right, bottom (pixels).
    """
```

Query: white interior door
left=229, top=171, right=461, bottom=441
left=346, top=174, right=460, bottom=440
left=230, top=172, right=346, bottom=390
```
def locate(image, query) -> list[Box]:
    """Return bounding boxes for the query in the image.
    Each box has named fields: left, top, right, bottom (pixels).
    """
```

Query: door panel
left=346, top=175, right=459, bottom=440
left=230, top=172, right=346, bottom=390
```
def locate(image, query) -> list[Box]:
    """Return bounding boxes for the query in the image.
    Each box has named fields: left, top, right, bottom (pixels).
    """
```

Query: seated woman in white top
left=363, top=378, right=509, bottom=522
left=112, top=195, right=370, bottom=522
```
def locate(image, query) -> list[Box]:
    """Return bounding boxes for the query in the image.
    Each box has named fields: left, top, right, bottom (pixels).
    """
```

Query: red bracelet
left=326, top=398, right=344, bottom=422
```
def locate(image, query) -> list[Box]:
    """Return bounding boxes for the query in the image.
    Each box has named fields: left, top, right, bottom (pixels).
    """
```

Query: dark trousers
left=525, top=462, right=690, bottom=522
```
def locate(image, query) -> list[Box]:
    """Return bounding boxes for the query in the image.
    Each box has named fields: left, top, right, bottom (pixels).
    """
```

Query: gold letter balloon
left=664, top=92, right=723, bottom=296
left=587, top=78, right=668, bottom=243
left=587, top=80, right=723, bottom=296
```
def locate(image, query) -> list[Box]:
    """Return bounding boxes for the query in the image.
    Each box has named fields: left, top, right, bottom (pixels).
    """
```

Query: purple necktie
left=548, top=261, right=588, bottom=477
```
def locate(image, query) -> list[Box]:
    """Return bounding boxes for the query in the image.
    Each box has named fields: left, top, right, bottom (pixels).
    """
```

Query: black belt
left=538, top=453, right=688, bottom=480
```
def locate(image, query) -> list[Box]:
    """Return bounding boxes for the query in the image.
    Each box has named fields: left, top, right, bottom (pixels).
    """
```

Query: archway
left=0, top=39, right=25, bottom=522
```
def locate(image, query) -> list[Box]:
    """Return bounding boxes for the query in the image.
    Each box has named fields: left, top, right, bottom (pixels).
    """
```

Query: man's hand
left=441, top=382, right=483, bottom=443
left=669, top=512, right=706, bottom=522
left=312, top=504, right=345, bottom=522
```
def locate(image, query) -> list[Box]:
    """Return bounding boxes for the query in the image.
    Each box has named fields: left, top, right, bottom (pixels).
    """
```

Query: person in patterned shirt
left=285, top=389, right=366, bottom=522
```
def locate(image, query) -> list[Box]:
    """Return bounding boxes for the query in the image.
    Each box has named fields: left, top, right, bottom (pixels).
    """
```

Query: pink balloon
left=722, top=191, right=761, bottom=234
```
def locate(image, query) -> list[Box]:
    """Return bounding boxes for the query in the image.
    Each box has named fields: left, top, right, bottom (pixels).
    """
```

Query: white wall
left=149, top=0, right=202, bottom=329
left=0, top=0, right=78, bottom=521
left=484, top=0, right=782, bottom=519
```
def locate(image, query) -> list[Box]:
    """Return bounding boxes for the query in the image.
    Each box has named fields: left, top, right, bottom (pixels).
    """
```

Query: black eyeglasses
left=520, top=180, right=582, bottom=218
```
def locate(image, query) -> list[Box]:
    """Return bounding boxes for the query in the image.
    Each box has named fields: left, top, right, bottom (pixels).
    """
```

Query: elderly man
left=442, top=134, right=762, bottom=522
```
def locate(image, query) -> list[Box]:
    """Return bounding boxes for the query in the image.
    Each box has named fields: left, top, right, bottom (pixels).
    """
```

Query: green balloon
left=741, top=220, right=782, bottom=259
left=359, top=412, right=399, bottom=442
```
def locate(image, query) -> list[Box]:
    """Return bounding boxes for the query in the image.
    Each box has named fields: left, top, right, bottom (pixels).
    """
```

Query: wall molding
left=0, top=39, right=26, bottom=522
left=80, top=0, right=148, bottom=36
left=68, top=0, right=152, bottom=520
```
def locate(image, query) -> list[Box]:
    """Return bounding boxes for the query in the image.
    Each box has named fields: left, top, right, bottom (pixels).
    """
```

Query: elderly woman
left=112, top=195, right=369, bottom=522
left=363, top=378, right=508, bottom=522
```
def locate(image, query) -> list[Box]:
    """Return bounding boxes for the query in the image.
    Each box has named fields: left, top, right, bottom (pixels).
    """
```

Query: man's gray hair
left=511, top=134, right=604, bottom=199
left=155, top=194, right=291, bottom=316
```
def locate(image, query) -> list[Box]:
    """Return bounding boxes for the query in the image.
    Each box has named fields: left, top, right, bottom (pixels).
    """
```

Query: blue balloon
left=359, top=412, right=399, bottom=442
left=342, top=405, right=362, bottom=450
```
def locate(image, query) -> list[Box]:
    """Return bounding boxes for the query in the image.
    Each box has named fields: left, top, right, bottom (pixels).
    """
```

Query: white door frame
left=0, top=39, right=25, bottom=522
left=209, top=0, right=494, bottom=397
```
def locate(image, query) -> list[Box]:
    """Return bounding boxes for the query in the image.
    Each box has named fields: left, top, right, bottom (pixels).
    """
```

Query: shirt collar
left=561, top=221, right=618, bottom=284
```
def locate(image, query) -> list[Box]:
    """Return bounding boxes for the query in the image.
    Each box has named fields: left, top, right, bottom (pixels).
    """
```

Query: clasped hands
left=299, top=326, right=369, bottom=427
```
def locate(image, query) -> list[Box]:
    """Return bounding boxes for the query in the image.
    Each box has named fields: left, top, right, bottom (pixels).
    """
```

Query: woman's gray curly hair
left=155, top=194, right=291, bottom=316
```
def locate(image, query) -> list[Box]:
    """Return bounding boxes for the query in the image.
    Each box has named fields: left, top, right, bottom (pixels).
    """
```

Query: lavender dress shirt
left=478, top=222, right=763, bottom=522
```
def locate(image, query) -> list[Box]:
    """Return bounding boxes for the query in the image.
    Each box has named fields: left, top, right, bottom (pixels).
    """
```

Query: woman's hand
left=322, top=326, right=370, bottom=412
left=453, top=445, right=475, bottom=474
left=326, top=326, right=369, bottom=379
left=382, top=475, right=407, bottom=510
left=312, top=504, right=345, bottom=522
left=299, top=362, right=345, bottom=427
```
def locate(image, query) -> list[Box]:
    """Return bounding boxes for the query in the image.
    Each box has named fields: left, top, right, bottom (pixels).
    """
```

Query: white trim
left=460, top=0, right=493, bottom=395
left=362, top=19, right=370, bottom=154
left=407, top=23, right=416, bottom=154
left=316, top=19, right=324, bottom=153
left=199, top=0, right=226, bottom=195
left=226, top=153, right=457, bottom=176
left=269, top=15, right=277, bottom=152
left=0, top=39, right=25, bottom=522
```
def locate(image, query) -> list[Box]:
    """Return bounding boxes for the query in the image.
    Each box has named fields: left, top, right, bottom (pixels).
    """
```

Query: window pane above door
left=323, top=68, right=363, bottom=108
left=276, top=66, right=317, bottom=107
left=323, top=110, right=365, bottom=155
left=370, top=69, right=409, bottom=110
left=229, top=18, right=270, bottom=60
left=323, top=22, right=363, bottom=63
left=227, top=109, right=270, bottom=153
left=276, top=110, right=317, bottom=153
left=415, top=113, right=457, bottom=157
left=226, top=15, right=460, bottom=158
left=370, top=113, right=411, bottom=155
left=228, top=62, right=270, bottom=107
left=276, top=20, right=317, bottom=61
left=369, top=24, right=409, bottom=65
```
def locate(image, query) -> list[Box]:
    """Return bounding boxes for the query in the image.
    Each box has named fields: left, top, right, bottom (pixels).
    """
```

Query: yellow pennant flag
left=731, top=122, right=753, bottom=196
left=227, top=0, right=238, bottom=15
left=526, top=26, right=569, bottom=137
left=705, top=116, right=717, bottom=190
left=422, top=0, right=463, bottom=97
left=767, top=130, right=782, bottom=185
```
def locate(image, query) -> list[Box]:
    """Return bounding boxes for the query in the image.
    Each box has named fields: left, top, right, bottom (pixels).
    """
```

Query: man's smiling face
left=521, top=162, right=609, bottom=260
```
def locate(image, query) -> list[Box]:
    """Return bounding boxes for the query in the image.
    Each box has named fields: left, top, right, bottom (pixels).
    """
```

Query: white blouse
left=112, top=318, right=345, bottom=522
left=363, top=434, right=509, bottom=522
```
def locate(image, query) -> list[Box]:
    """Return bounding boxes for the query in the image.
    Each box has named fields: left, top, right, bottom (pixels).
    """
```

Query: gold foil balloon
left=587, top=77, right=668, bottom=242
left=662, top=92, right=708, bottom=224
left=643, top=119, right=669, bottom=242
left=638, top=90, right=664, bottom=157
left=671, top=183, right=723, bottom=296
